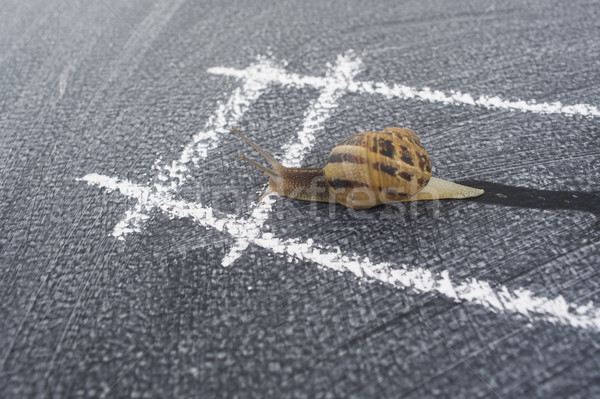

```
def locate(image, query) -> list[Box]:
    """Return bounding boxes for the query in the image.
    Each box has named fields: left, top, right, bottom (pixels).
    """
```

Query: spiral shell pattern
left=323, top=127, right=432, bottom=209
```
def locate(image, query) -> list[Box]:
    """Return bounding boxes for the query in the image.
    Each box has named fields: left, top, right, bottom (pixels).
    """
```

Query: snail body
left=232, top=127, right=483, bottom=209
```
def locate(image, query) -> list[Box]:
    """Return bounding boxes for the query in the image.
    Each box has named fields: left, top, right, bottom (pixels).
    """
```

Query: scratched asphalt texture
left=2, top=0, right=600, bottom=398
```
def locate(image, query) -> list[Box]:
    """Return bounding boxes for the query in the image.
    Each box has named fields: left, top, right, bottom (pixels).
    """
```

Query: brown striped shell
left=323, top=127, right=432, bottom=209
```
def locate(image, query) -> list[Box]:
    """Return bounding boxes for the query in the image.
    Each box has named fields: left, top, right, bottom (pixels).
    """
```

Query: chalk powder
left=81, top=173, right=600, bottom=332
left=81, top=51, right=600, bottom=332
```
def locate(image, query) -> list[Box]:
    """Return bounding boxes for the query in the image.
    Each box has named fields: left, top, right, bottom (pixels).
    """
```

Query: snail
left=232, top=127, right=483, bottom=209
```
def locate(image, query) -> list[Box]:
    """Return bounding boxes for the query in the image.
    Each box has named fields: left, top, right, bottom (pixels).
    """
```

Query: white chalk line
left=210, top=61, right=600, bottom=118
left=81, top=172, right=600, bottom=332
left=111, top=52, right=600, bottom=238
left=87, top=52, right=600, bottom=332
left=221, top=52, right=364, bottom=266
left=110, top=57, right=284, bottom=238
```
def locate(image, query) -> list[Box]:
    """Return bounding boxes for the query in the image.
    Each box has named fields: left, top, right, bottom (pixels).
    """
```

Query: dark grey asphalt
left=1, top=0, right=600, bottom=397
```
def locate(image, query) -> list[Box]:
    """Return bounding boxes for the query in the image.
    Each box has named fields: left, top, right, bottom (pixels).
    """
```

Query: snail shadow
left=458, top=180, right=600, bottom=221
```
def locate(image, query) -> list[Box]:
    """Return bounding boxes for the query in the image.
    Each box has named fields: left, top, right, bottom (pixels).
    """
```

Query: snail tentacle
left=231, top=128, right=283, bottom=171
left=238, top=154, right=280, bottom=178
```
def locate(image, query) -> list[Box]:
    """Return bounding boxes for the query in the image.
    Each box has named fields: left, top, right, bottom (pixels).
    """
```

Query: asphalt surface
left=1, top=0, right=600, bottom=397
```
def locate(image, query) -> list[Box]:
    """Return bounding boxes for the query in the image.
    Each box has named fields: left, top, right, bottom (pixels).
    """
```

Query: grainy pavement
left=1, top=0, right=599, bottom=397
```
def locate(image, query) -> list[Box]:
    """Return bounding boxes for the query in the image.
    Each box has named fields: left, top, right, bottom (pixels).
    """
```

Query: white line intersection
left=80, top=52, right=600, bottom=332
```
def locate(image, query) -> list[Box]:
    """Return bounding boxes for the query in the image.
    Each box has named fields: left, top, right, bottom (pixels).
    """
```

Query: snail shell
left=324, top=127, right=431, bottom=208
left=232, top=127, right=483, bottom=209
